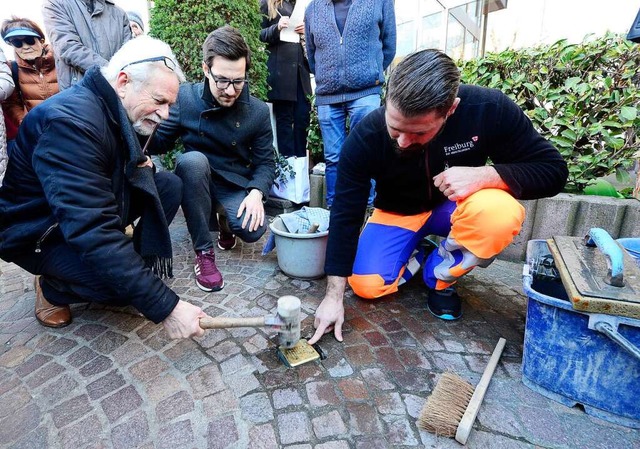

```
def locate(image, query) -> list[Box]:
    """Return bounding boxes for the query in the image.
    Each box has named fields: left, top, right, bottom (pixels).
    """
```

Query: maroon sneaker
left=217, top=214, right=237, bottom=250
left=217, top=230, right=237, bottom=250
left=194, top=249, right=224, bottom=292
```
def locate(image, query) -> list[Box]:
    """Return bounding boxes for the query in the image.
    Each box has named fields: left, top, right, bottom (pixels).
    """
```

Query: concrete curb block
left=505, top=193, right=640, bottom=261
left=502, top=199, right=538, bottom=262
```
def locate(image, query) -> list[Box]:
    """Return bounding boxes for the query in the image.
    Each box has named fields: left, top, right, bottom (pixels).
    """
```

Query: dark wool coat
left=150, top=80, right=276, bottom=198
left=259, top=0, right=312, bottom=102
left=0, top=67, right=179, bottom=323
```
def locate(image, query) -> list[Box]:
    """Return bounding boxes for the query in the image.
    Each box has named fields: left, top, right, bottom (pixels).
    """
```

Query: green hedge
left=149, top=0, right=268, bottom=100
left=459, top=33, right=640, bottom=193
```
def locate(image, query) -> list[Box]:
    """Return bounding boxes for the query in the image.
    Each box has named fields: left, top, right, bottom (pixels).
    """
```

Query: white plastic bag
left=270, top=156, right=310, bottom=204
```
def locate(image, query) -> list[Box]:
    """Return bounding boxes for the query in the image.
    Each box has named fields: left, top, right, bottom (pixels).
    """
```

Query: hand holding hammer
left=199, top=296, right=301, bottom=348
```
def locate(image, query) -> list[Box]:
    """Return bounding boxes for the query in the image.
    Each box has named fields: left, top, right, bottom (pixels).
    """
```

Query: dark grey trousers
left=174, top=151, right=267, bottom=252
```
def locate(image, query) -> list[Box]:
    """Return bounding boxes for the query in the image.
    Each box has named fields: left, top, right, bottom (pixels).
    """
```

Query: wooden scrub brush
left=418, top=337, right=506, bottom=445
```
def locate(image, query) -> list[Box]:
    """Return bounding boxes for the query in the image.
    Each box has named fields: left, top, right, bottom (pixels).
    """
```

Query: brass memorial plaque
left=277, top=338, right=321, bottom=367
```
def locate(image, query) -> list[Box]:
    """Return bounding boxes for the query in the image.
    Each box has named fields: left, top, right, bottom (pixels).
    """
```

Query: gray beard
left=133, top=120, right=154, bottom=136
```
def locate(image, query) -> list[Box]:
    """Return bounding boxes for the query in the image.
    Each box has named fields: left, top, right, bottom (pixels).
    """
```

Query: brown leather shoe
left=34, top=276, right=72, bottom=328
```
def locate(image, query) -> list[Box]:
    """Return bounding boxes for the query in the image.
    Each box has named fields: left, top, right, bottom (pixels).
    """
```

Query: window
left=395, top=0, right=499, bottom=60
left=421, top=12, right=444, bottom=50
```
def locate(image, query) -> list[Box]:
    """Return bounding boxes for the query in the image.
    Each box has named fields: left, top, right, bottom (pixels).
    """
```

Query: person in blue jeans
left=305, top=0, right=396, bottom=208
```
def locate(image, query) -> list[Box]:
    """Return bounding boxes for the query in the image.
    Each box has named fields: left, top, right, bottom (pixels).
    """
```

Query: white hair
left=101, top=35, right=186, bottom=84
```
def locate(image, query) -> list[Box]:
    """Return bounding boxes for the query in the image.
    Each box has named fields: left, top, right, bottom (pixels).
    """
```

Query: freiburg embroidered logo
left=443, top=137, right=477, bottom=156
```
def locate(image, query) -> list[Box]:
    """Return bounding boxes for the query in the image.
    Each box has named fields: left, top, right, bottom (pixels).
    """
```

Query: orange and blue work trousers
left=348, top=189, right=525, bottom=299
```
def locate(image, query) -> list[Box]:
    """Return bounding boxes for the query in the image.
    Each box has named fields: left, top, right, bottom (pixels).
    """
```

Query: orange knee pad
left=348, top=272, right=403, bottom=299
left=450, top=189, right=525, bottom=259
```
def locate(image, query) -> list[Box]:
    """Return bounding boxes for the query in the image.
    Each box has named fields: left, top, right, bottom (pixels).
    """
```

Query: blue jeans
left=175, top=151, right=267, bottom=252
left=317, top=94, right=380, bottom=207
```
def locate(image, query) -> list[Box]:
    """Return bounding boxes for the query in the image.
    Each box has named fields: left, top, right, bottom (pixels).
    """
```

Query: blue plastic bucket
left=617, top=238, right=640, bottom=267
left=522, top=240, right=640, bottom=428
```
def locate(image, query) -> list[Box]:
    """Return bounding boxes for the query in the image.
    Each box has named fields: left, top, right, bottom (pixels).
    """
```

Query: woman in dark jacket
left=259, top=0, right=312, bottom=157
left=1, top=17, right=59, bottom=127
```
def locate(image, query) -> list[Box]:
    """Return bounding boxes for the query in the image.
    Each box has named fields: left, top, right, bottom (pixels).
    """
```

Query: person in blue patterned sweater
left=304, top=0, right=396, bottom=208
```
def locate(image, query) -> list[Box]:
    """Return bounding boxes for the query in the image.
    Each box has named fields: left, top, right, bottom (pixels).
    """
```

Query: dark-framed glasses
left=209, top=69, right=247, bottom=91
left=120, top=56, right=177, bottom=72
left=6, top=36, right=37, bottom=48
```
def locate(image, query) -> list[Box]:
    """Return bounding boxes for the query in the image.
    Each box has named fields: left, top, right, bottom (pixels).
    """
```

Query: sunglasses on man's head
left=120, top=55, right=177, bottom=72
left=6, top=36, right=37, bottom=48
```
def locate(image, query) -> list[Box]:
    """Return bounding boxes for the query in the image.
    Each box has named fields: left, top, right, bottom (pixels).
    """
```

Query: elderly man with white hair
left=0, top=36, right=206, bottom=339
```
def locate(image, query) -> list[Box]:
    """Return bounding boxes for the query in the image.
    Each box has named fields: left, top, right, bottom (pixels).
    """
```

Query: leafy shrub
left=307, top=95, right=324, bottom=164
left=459, top=33, right=640, bottom=193
left=273, top=152, right=296, bottom=188
left=149, top=0, right=268, bottom=100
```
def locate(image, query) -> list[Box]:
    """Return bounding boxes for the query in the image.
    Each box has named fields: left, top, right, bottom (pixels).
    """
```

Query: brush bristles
left=417, top=372, right=475, bottom=437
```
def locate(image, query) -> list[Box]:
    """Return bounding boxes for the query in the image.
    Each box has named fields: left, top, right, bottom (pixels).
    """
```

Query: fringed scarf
left=87, top=67, right=173, bottom=278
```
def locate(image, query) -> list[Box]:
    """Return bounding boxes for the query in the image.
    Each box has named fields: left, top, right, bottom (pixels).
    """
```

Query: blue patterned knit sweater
left=304, top=0, right=396, bottom=105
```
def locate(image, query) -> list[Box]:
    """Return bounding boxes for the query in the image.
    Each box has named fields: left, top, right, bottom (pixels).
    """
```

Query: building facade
left=395, top=0, right=507, bottom=61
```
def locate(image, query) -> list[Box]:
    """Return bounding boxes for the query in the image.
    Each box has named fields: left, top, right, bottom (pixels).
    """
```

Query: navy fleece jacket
left=324, top=84, right=569, bottom=276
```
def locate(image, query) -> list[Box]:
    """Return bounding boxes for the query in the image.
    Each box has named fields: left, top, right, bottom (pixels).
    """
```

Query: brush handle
left=455, top=337, right=506, bottom=445
left=199, top=316, right=266, bottom=329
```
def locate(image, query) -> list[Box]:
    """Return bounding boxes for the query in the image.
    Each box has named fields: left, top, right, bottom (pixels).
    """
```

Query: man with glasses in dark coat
left=147, top=26, right=276, bottom=293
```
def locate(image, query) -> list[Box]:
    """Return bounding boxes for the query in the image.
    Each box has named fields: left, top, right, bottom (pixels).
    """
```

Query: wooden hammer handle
left=199, top=316, right=266, bottom=329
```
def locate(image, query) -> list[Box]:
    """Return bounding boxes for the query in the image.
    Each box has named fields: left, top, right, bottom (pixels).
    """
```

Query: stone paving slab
left=0, top=210, right=638, bottom=448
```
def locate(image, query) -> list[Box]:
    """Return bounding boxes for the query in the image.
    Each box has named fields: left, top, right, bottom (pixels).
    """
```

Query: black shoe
left=427, top=287, right=462, bottom=321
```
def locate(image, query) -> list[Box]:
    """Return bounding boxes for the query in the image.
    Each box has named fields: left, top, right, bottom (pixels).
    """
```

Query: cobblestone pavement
left=1, top=210, right=639, bottom=449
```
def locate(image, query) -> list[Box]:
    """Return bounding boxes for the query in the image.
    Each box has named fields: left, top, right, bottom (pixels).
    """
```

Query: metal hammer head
left=276, top=296, right=301, bottom=349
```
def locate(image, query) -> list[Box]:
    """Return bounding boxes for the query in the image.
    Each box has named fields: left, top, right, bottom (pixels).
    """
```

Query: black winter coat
left=150, top=80, right=276, bottom=198
left=325, top=84, right=569, bottom=276
left=0, top=67, right=179, bottom=323
left=259, top=0, right=312, bottom=102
